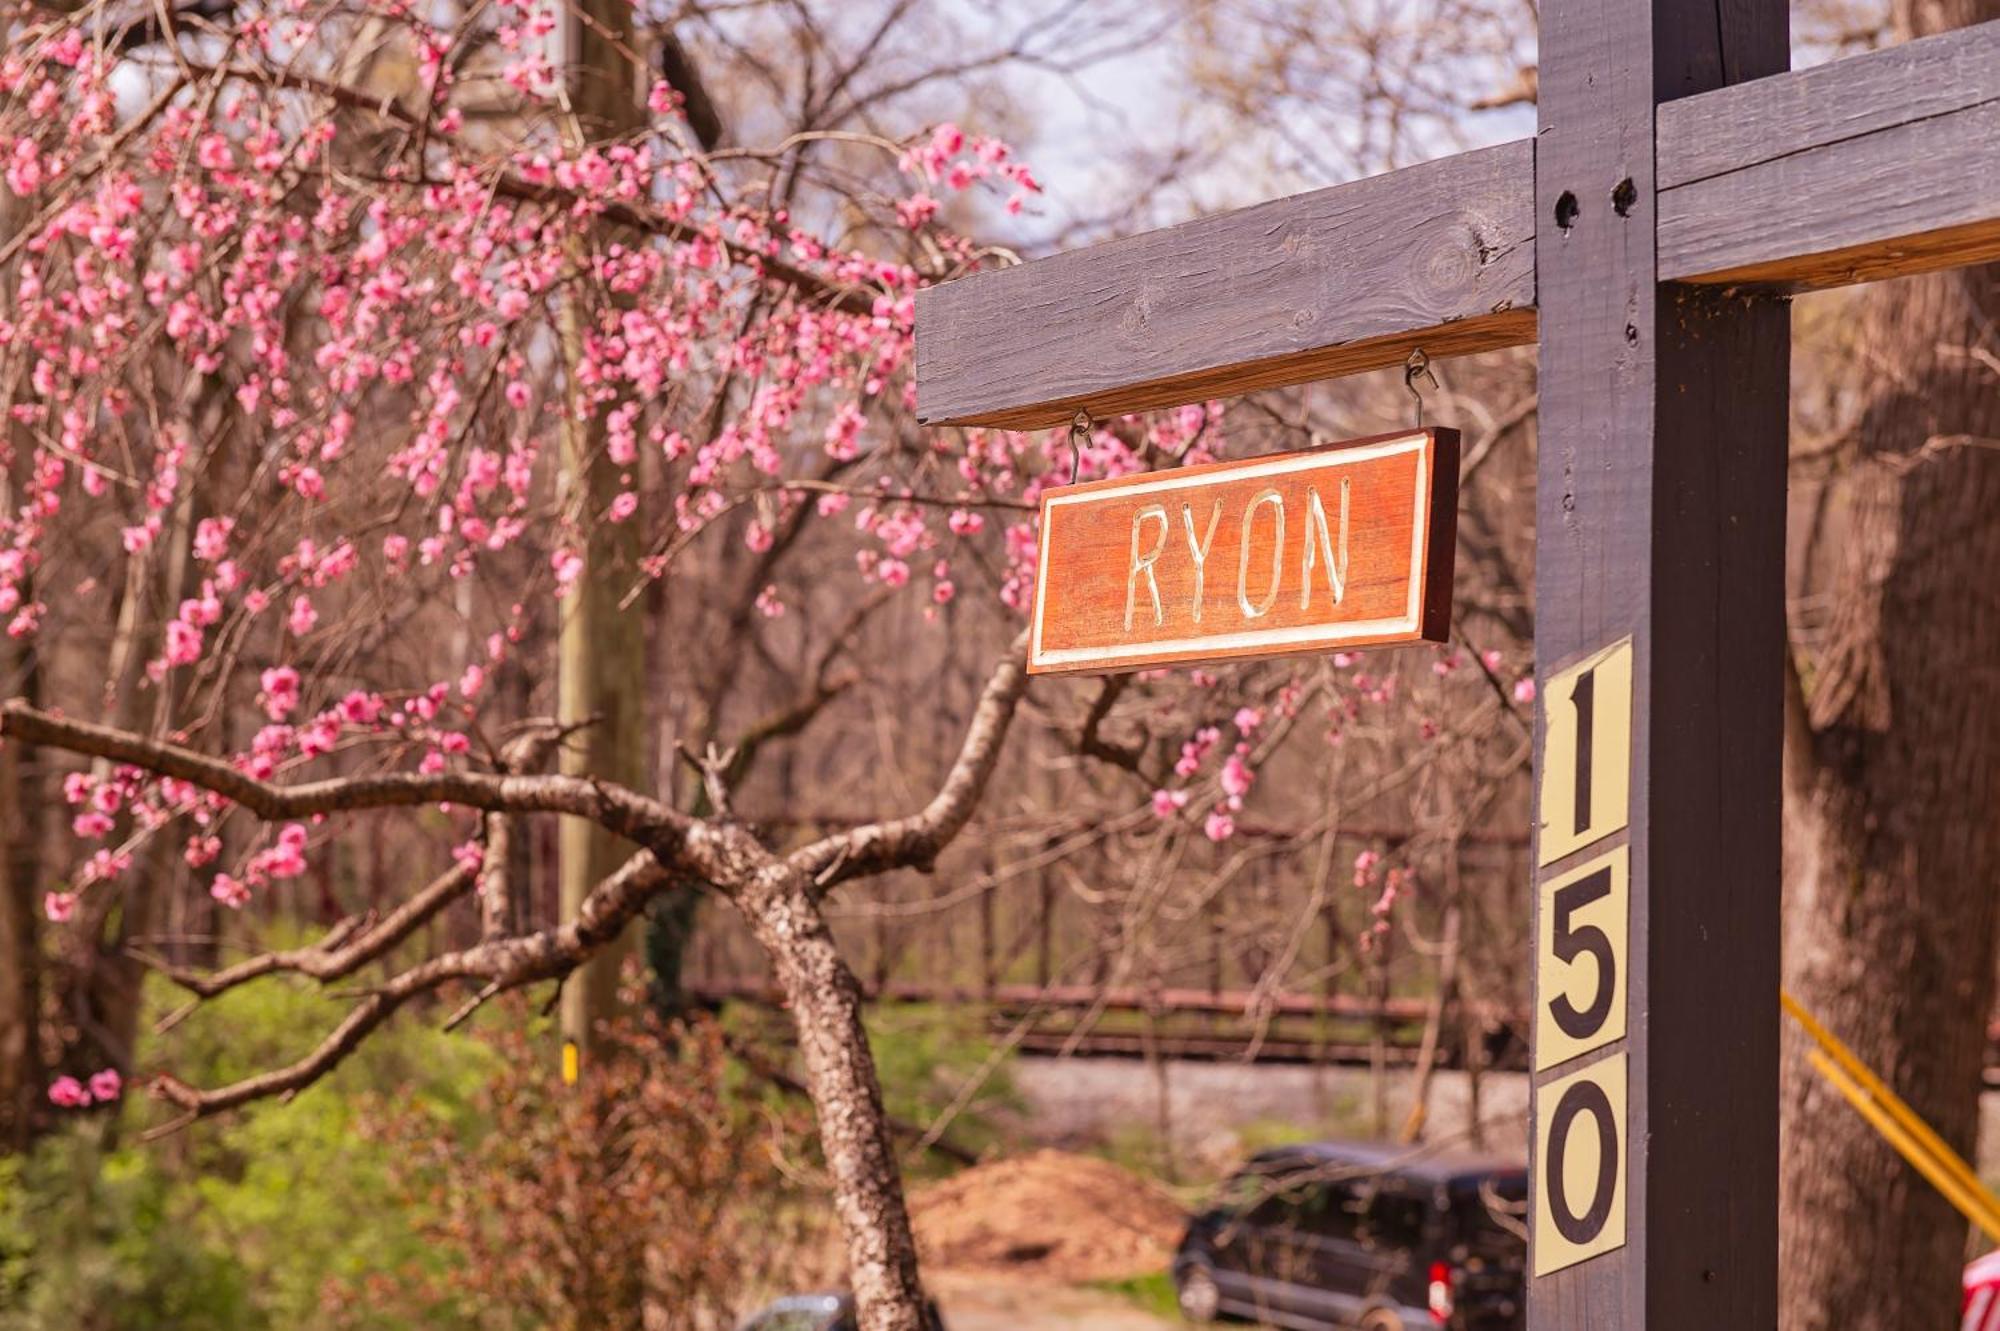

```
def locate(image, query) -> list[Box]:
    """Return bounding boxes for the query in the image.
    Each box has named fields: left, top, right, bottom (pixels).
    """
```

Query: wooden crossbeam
left=915, top=20, right=2000, bottom=431
left=1659, top=22, right=2000, bottom=288
left=914, top=140, right=1537, bottom=430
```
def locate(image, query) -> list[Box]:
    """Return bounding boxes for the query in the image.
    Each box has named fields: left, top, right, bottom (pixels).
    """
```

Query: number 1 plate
left=1537, top=637, right=1634, bottom=866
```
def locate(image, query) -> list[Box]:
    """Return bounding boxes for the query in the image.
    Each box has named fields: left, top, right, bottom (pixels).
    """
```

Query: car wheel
left=1175, top=1262, right=1223, bottom=1323
left=1356, top=1311, right=1406, bottom=1331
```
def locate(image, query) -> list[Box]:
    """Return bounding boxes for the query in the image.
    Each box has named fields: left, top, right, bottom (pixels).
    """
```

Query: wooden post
left=1529, top=0, right=1787, bottom=1321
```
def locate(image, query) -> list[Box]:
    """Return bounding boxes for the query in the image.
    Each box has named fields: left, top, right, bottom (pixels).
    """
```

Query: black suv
left=1171, top=1140, right=1527, bottom=1330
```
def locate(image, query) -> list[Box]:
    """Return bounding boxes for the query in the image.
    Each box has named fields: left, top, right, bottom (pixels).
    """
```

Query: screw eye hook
left=1404, top=348, right=1438, bottom=430
left=1067, top=409, right=1092, bottom=486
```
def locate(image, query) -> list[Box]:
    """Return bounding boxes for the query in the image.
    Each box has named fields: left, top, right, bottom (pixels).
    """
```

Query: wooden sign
left=1026, top=429, right=1458, bottom=675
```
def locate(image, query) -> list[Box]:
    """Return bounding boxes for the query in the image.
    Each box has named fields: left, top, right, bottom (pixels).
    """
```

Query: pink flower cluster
left=48, top=1067, right=121, bottom=1108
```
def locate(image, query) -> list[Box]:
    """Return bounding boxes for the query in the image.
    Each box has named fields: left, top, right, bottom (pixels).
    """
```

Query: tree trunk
left=0, top=624, right=44, bottom=1153
left=744, top=876, right=928, bottom=1331
left=555, top=0, right=648, bottom=1070
left=1779, top=8, right=2000, bottom=1319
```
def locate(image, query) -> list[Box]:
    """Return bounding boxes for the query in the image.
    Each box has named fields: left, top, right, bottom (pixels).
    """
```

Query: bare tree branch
left=144, top=860, right=480, bottom=1021
left=145, top=848, right=684, bottom=1133
left=791, top=631, right=1029, bottom=893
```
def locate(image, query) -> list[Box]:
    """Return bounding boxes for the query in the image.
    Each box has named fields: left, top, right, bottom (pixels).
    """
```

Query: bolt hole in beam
left=1555, top=190, right=1580, bottom=231
left=1612, top=178, right=1637, bottom=217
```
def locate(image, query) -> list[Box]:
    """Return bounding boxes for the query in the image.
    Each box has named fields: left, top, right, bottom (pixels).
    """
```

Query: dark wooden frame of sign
left=913, top=8, right=2000, bottom=1327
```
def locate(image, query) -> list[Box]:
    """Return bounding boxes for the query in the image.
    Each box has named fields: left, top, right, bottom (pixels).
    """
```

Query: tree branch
left=144, top=848, right=683, bottom=1134
left=0, top=701, right=683, bottom=845
left=1076, top=674, right=1148, bottom=780
left=143, top=860, right=480, bottom=1024
left=791, top=631, right=1030, bottom=893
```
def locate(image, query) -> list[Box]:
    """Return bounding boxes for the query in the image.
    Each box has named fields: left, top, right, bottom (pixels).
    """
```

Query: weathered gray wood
left=914, top=141, right=1536, bottom=430
left=914, top=22, right=2000, bottom=436
left=1530, top=0, right=1785, bottom=1327
left=1659, top=21, right=2000, bottom=287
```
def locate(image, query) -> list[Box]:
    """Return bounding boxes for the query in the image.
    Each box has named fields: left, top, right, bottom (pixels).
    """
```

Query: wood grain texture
left=1659, top=24, right=2000, bottom=288
left=1025, top=431, right=1457, bottom=674
left=914, top=143, right=1536, bottom=430
left=1657, top=21, right=2000, bottom=187
left=1530, top=0, right=1786, bottom=1323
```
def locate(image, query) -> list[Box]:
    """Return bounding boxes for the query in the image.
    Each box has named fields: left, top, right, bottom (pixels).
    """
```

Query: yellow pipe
left=1785, top=990, right=2000, bottom=1239
left=1805, top=1048, right=2000, bottom=1243
left=1781, top=990, right=1993, bottom=1209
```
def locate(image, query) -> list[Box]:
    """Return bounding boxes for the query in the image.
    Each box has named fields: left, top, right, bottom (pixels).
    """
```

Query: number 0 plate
left=1534, top=1053, right=1628, bottom=1276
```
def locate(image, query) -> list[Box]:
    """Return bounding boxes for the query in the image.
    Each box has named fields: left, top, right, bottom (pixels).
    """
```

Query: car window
left=1222, top=1159, right=1310, bottom=1227
left=1296, top=1177, right=1362, bottom=1241
left=1358, top=1189, right=1430, bottom=1250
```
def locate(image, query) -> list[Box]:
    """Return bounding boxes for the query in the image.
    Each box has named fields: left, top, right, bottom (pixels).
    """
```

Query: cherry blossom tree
left=0, top=0, right=1072, bottom=1323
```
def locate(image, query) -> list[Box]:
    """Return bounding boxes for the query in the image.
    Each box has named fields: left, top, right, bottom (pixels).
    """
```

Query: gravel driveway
left=931, top=1273, right=1182, bottom=1330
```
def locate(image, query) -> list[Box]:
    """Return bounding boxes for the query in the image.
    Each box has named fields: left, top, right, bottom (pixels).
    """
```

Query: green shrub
left=0, top=966, right=497, bottom=1331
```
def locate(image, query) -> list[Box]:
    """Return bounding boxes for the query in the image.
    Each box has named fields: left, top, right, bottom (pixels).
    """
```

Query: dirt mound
left=909, top=1150, right=1187, bottom=1284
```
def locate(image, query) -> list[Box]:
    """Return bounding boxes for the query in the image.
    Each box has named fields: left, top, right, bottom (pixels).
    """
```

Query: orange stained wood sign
left=1027, top=429, right=1459, bottom=675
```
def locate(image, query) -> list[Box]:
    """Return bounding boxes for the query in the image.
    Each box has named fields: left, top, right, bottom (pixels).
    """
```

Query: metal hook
left=1066, top=409, right=1092, bottom=486
left=1404, top=348, right=1438, bottom=430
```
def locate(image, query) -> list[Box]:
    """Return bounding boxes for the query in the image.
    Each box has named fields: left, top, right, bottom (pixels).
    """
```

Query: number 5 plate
left=1535, top=845, right=1629, bottom=1072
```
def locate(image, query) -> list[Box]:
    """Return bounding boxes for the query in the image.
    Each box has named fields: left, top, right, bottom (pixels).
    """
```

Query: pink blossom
left=607, top=491, right=638, bottom=522
left=287, top=594, right=318, bottom=636
left=44, top=891, right=77, bottom=923
left=1203, top=809, right=1237, bottom=842
left=210, top=873, right=250, bottom=908
left=1513, top=677, right=1537, bottom=704
left=88, top=1068, right=122, bottom=1102
left=1150, top=788, right=1190, bottom=819
left=1232, top=706, right=1264, bottom=735
left=755, top=585, right=785, bottom=618
left=1220, top=751, right=1255, bottom=806
left=48, top=1076, right=90, bottom=1108
left=552, top=549, right=584, bottom=589
left=458, top=663, right=485, bottom=698
left=1353, top=849, right=1382, bottom=887
left=259, top=665, right=301, bottom=720
left=947, top=509, right=984, bottom=537
left=339, top=690, right=385, bottom=725
left=1174, top=725, right=1222, bottom=778
left=932, top=580, right=955, bottom=605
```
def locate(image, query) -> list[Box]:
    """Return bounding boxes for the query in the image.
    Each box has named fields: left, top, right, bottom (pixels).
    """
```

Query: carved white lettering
left=1125, top=504, right=1169, bottom=631
left=1181, top=500, right=1222, bottom=623
left=1301, top=479, right=1350, bottom=608
left=1237, top=488, right=1285, bottom=619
